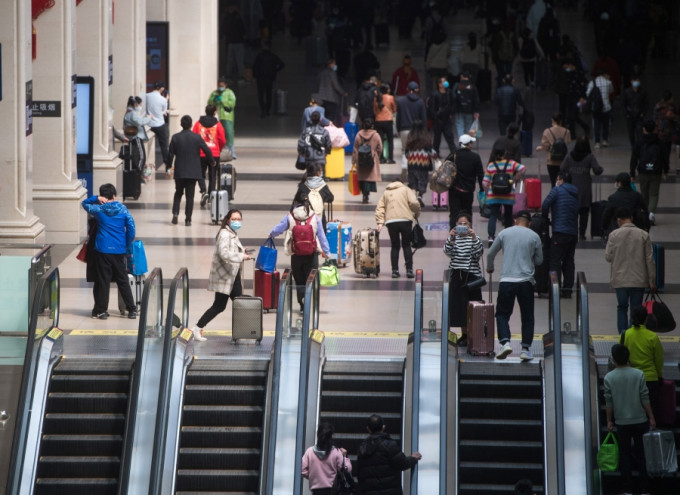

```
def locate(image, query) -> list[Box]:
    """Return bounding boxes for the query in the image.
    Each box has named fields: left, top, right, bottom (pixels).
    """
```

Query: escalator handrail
left=264, top=269, right=292, bottom=495
left=118, top=267, right=163, bottom=495
left=293, top=268, right=319, bottom=495
left=440, top=269, right=450, bottom=494
left=5, top=266, right=60, bottom=494
left=549, top=270, right=566, bottom=495
left=576, top=271, right=594, bottom=495
left=30, top=244, right=52, bottom=265
left=149, top=267, right=189, bottom=495
left=410, top=269, right=424, bottom=494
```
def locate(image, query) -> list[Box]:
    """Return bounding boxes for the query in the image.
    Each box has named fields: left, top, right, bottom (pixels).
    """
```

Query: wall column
left=0, top=0, right=46, bottom=242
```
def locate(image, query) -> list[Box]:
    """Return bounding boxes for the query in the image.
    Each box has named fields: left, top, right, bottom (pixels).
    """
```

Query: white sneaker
left=191, top=326, right=207, bottom=342
left=520, top=348, right=533, bottom=361
left=594, top=142, right=601, bottom=149
left=496, top=342, right=512, bottom=359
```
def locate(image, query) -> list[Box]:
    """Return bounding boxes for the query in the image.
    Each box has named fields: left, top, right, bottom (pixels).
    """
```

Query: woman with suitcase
left=444, top=212, right=484, bottom=347
left=190, top=209, right=252, bottom=341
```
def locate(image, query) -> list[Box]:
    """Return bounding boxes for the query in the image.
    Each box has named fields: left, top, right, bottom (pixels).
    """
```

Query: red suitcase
left=466, top=275, right=495, bottom=356
left=657, top=379, right=677, bottom=426
left=525, top=178, right=542, bottom=210
left=254, top=269, right=280, bottom=312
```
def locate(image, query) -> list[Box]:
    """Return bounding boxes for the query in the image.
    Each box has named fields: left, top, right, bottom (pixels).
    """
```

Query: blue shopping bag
left=255, top=237, right=277, bottom=273
left=127, top=240, right=148, bottom=276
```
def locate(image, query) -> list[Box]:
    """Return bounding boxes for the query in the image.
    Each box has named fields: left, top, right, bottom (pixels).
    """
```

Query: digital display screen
left=75, top=78, right=93, bottom=157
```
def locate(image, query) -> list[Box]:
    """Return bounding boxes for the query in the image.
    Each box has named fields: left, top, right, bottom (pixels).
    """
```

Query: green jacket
left=622, top=324, right=664, bottom=382
left=207, top=89, right=236, bottom=122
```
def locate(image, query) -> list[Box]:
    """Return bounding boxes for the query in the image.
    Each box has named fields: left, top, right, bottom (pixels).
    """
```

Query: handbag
left=597, top=432, right=619, bottom=472
left=332, top=454, right=357, bottom=495
left=429, top=155, right=456, bottom=193
left=220, top=146, right=233, bottom=163
left=348, top=165, right=360, bottom=196
left=123, top=124, right=139, bottom=137
left=462, top=248, right=487, bottom=291
left=319, top=260, right=340, bottom=287
left=411, top=220, right=426, bottom=252
left=76, top=241, right=88, bottom=263
left=255, top=237, right=278, bottom=273
left=295, top=155, right=306, bottom=170
left=643, top=292, right=676, bottom=333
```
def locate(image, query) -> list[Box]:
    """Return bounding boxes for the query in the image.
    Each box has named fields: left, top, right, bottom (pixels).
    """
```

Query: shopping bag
left=76, top=241, right=88, bottom=263
left=597, top=432, right=619, bottom=472
left=643, top=292, right=676, bottom=333
left=127, top=240, right=148, bottom=276
left=478, top=190, right=491, bottom=218
left=255, top=237, right=278, bottom=273
left=319, top=260, right=340, bottom=287
left=469, top=118, right=483, bottom=139
left=348, top=166, right=360, bottom=196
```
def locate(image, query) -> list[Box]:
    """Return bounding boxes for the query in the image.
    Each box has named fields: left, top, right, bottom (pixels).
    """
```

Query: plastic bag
left=127, top=240, right=148, bottom=276
left=349, top=106, right=358, bottom=124
left=469, top=119, right=483, bottom=139
left=255, top=237, right=278, bottom=273
left=597, top=432, right=619, bottom=472
left=327, top=124, right=350, bottom=148
left=319, top=260, right=340, bottom=287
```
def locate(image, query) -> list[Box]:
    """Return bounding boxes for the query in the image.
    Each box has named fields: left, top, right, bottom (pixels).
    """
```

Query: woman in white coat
left=191, top=209, right=252, bottom=341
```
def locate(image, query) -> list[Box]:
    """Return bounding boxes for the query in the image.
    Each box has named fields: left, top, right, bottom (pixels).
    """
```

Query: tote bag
left=597, top=432, right=619, bottom=472
left=255, top=237, right=278, bottom=273
left=319, top=260, right=340, bottom=287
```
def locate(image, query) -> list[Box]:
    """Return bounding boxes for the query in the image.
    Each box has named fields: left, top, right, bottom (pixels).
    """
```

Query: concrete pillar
left=0, top=0, right=46, bottom=242
left=76, top=0, right=121, bottom=191
left=32, top=0, right=88, bottom=244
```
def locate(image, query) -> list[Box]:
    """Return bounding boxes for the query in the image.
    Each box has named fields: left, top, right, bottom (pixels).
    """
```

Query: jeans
left=256, top=77, right=274, bottom=115
left=496, top=281, right=535, bottom=347
left=291, top=253, right=319, bottom=305
left=196, top=273, right=243, bottom=328
left=449, top=188, right=474, bottom=229
left=592, top=110, right=611, bottom=143
left=94, top=253, right=135, bottom=314
left=638, top=173, right=661, bottom=213
left=375, top=120, right=394, bottom=161
left=432, top=119, right=455, bottom=156
left=616, top=422, right=650, bottom=494
left=386, top=221, right=413, bottom=272
left=487, top=203, right=513, bottom=237
left=615, top=287, right=644, bottom=333
left=172, top=178, right=197, bottom=221
left=549, top=232, right=577, bottom=292
left=454, top=113, right=475, bottom=141
left=150, top=124, right=170, bottom=168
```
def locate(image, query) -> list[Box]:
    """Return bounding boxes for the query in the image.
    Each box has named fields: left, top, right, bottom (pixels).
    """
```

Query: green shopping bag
left=597, top=432, right=619, bottom=472
left=319, top=261, right=340, bottom=287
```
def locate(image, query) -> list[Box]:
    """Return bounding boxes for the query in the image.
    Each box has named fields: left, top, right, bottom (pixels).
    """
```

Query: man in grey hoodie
left=487, top=210, right=543, bottom=361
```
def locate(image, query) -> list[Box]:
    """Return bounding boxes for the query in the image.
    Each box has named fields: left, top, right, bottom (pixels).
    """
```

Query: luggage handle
left=488, top=272, right=493, bottom=305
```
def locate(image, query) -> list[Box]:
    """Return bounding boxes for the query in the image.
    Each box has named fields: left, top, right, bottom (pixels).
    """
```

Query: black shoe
left=406, top=269, right=415, bottom=279
left=171, top=215, right=178, bottom=225
left=560, top=289, right=572, bottom=299
left=92, top=312, right=109, bottom=320
left=392, top=270, right=400, bottom=278
left=362, top=194, right=369, bottom=204
left=128, top=311, right=137, bottom=319
left=185, top=220, right=192, bottom=226
left=200, top=193, right=208, bottom=208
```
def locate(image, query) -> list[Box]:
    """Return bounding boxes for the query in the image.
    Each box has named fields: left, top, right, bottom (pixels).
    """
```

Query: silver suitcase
left=232, top=296, right=263, bottom=343
left=118, top=273, right=144, bottom=314
left=643, top=429, right=678, bottom=477
left=210, top=190, right=229, bottom=224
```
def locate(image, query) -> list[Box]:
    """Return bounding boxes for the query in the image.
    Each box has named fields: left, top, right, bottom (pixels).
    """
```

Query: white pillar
left=76, top=0, right=122, bottom=191
left=0, top=0, right=46, bottom=241
left=32, top=0, right=88, bottom=244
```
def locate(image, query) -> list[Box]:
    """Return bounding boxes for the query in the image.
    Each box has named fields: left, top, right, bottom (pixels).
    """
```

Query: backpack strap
left=548, top=128, right=556, bottom=141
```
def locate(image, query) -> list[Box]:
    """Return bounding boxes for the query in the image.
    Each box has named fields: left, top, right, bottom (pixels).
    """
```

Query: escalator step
left=458, top=418, right=543, bottom=441
left=321, top=391, right=402, bottom=412
left=175, top=469, right=259, bottom=492
left=180, top=426, right=262, bottom=449
left=54, top=359, right=133, bottom=373
left=40, top=435, right=122, bottom=456
left=186, top=370, right=267, bottom=386
left=46, top=393, right=129, bottom=413
left=458, top=379, right=541, bottom=399
left=323, top=361, right=404, bottom=375
left=43, top=413, right=126, bottom=434
left=458, top=440, right=543, bottom=463
left=459, top=483, right=544, bottom=494
left=49, top=374, right=130, bottom=393
left=321, top=374, right=403, bottom=393
left=34, top=477, right=117, bottom=495
left=189, top=359, right=269, bottom=372
left=459, top=361, right=541, bottom=377
left=178, top=448, right=260, bottom=470
left=37, top=456, right=120, bottom=478
left=184, top=385, right=265, bottom=405
left=319, top=411, right=401, bottom=433
left=177, top=492, right=257, bottom=495
left=459, top=461, right=543, bottom=485
left=459, top=397, right=542, bottom=419
left=182, top=405, right=263, bottom=427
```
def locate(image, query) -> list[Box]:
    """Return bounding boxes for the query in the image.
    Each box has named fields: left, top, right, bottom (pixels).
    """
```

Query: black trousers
left=172, top=178, right=197, bottom=221
left=257, top=77, right=274, bottom=114
left=150, top=124, right=170, bottom=168
left=616, top=421, right=650, bottom=493
left=449, top=188, right=474, bottom=229
left=386, top=221, right=413, bottom=271
left=291, top=253, right=319, bottom=305
left=547, top=165, right=560, bottom=188
left=196, top=273, right=243, bottom=328
left=549, top=232, right=577, bottom=291
left=199, top=157, right=217, bottom=194
left=94, top=252, right=135, bottom=314
left=578, top=206, right=589, bottom=237
left=432, top=119, right=455, bottom=156
left=375, top=120, right=394, bottom=161
left=323, top=101, right=339, bottom=125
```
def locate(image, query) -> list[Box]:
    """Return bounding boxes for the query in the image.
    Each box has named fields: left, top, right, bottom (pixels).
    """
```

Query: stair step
left=40, top=435, right=122, bottom=456
left=459, top=440, right=543, bottom=462
left=321, top=391, right=402, bottom=412
left=46, top=393, right=129, bottom=414
left=186, top=370, right=267, bottom=386
left=323, top=361, right=403, bottom=375
left=322, top=374, right=403, bottom=392
left=49, top=375, right=130, bottom=393
left=43, top=413, right=126, bottom=434
left=180, top=426, right=262, bottom=449
left=182, top=405, right=263, bottom=427
left=459, top=483, right=544, bottom=494
left=459, top=461, right=543, bottom=485
left=34, top=477, right=117, bottom=495
left=184, top=385, right=265, bottom=405
left=189, top=359, right=269, bottom=372
left=178, top=448, right=260, bottom=470
left=54, top=358, right=133, bottom=374
left=175, top=469, right=259, bottom=492
left=37, top=456, right=119, bottom=478
left=459, top=397, right=542, bottom=420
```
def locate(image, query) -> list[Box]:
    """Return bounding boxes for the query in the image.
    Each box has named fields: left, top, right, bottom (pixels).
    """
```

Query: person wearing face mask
left=427, top=77, right=455, bottom=156
left=622, top=75, right=649, bottom=148
left=317, top=58, right=347, bottom=125
left=190, top=209, right=251, bottom=341
left=122, top=96, right=153, bottom=172
left=207, top=77, right=238, bottom=159
left=452, top=71, right=480, bottom=141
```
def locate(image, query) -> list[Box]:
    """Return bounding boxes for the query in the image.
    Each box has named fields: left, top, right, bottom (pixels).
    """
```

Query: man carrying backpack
left=536, top=112, right=571, bottom=188
left=630, top=120, right=668, bottom=226
left=354, top=74, right=382, bottom=123
left=298, top=111, right=332, bottom=171
left=586, top=69, right=614, bottom=149
left=452, top=71, right=481, bottom=142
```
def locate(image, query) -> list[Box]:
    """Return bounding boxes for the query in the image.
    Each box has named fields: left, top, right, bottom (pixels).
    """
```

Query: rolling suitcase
left=210, top=170, right=229, bottom=224
left=513, top=181, right=527, bottom=215
left=325, top=147, right=345, bottom=180
left=120, top=140, right=143, bottom=200
left=254, top=269, right=280, bottom=313
left=326, top=219, right=352, bottom=267
left=232, top=296, right=263, bottom=343
left=466, top=274, right=495, bottom=356
left=353, top=228, right=380, bottom=278
left=520, top=129, right=533, bottom=157
left=220, top=163, right=237, bottom=201
left=657, top=379, right=677, bottom=426
left=590, top=180, right=606, bottom=238
left=642, top=429, right=678, bottom=477
left=118, top=273, right=145, bottom=314
left=344, top=122, right=358, bottom=154
left=653, top=243, right=665, bottom=291
left=525, top=178, right=542, bottom=210
left=432, top=190, right=449, bottom=210
left=476, top=69, right=492, bottom=102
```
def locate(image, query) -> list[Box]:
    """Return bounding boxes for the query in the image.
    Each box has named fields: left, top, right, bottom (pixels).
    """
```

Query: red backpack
left=291, top=214, right=316, bottom=256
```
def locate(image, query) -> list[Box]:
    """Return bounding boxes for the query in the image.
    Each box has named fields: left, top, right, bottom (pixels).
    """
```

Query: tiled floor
left=54, top=6, right=680, bottom=347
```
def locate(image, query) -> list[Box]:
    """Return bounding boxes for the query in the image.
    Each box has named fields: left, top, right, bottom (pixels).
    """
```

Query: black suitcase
left=477, top=69, right=492, bottom=102
left=520, top=129, right=533, bottom=157
left=530, top=213, right=550, bottom=295
left=120, top=142, right=142, bottom=200
left=123, top=169, right=141, bottom=200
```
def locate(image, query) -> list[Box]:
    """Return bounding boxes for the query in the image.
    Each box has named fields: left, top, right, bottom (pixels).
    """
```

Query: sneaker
left=601, top=140, right=609, bottom=147
left=200, top=193, right=209, bottom=208
left=185, top=220, right=192, bottom=226
left=594, top=142, right=601, bottom=149
left=520, top=348, right=533, bottom=361
left=128, top=311, right=137, bottom=319
left=649, top=212, right=655, bottom=225
left=496, top=342, right=512, bottom=359
left=488, top=236, right=495, bottom=247
left=92, top=312, right=109, bottom=320
left=392, top=270, right=400, bottom=278
left=171, top=214, right=178, bottom=225
left=406, top=269, right=415, bottom=279
left=191, top=326, right=207, bottom=342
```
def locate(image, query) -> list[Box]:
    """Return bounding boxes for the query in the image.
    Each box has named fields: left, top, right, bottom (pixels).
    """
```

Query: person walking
left=190, top=209, right=251, bottom=341
left=452, top=71, right=480, bottom=142
left=391, top=54, right=420, bottom=97
left=301, top=95, right=331, bottom=133
left=145, top=80, right=170, bottom=170
left=586, top=69, right=614, bottom=149
left=490, top=122, right=522, bottom=163
left=494, top=75, right=524, bottom=137
left=487, top=210, right=543, bottom=361
left=122, top=96, right=152, bottom=181
left=630, top=120, right=668, bottom=226
left=293, top=163, right=334, bottom=229
left=601, top=173, right=648, bottom=234
left=491, top=25, right=518, bottom=88
left=192, top=105, right=226, bottom=207
left=541, top=171, right=580, bottom=298
left=375, top=179, right=421, bottom=279
left=428, top=76, right=455, bottom=156
left=396, top=81, right=427, bottom=172
left=352, top=118, right=383, bottom=204
left=207, top=77, right=238, bottom=159
left=269, top=199, right=331, bottom=312
left=404, top=121, right=435, bottom=206
left=517, top=27, right=544, bottom=88
left=167, top=115, right=215, bottom=226
left=444, top=212, right=484, bottom=347
left=302, top=423, right=351, bottom=495
left=374, top=84, right=397, bottom=164
left=317, top=59, right=347, bottom=125
left=447, top=134, right=484, bottom=229
left=81, top=183, right=137, bottom=320
left=298, top=111, right=332, bottom=171
left=560, top=136, right=603, bottom=240
left=252, top=39, right=285, bottom=118
left=536, top=112, right=571, bottom=187
left=622, top=74, right=648, bottom=148
left=355, top=74, right=382, bottom=123
left=356, top=414, right=421, bottom=495
left=604, top=343, right=655, bottom=495
left=605, top=207, right=656, bottom=333
left=483, top=149, right=527, bottom=245
left=425, top=31, right=449, bottom=95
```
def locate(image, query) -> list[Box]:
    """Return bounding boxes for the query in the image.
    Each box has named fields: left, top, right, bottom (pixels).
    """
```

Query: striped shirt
left=406, top=148, right=435, bottom=169
left=482, top=159, right=526, bottom=205
left=443, top=234, right=483, bottom=275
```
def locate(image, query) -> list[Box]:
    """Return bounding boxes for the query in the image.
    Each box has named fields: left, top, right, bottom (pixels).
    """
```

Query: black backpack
left=548, top=129, right=568, bottom=162
left=356, top=87, right=376, bottom=120
left=356, top=137, right=373, bottom=170
left=587, top=84, right=603, bottom=113
left=637, top=142, right=661, bottom=175
left=491, top=161, right=513, bottom=195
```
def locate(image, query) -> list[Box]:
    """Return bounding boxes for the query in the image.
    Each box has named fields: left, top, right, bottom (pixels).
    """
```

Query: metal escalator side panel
left=303, top=339, right=324, bottom=464
left=448, top=348, right=458, bottom=495
left=542, top=334, right=559, bottom=495
left=403, top=342, right=414, bottom=493
left=258, top=354, right=276, bottom=494
left=414, top=342, right=442, bottom=494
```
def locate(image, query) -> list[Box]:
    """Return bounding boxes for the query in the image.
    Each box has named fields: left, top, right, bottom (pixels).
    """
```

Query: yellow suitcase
left=325, top=147, right=345, bottom=180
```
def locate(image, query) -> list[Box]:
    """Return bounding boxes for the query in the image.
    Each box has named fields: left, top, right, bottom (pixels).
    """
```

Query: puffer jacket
left=375, top=182, right=421, bottom=225
left=357, top=432, right=418, bottom=495
left=541, top=182, right=579, bottom=235
left=81, top=196, right=135, bottom=254
left=207, top=227, right=245, bottom=295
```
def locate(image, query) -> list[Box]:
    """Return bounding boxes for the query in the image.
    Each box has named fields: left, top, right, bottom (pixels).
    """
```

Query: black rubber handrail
left=118, top=267, right=163, bottom=495
left=439, top=269, right=450, bottom=494
left=549, top=271, right=566, bottom=495
left=409, top=269, right=424, bottom=494
left=5, top=266, right=60, bottom=494
left=576, top=271, right=594, bottom=495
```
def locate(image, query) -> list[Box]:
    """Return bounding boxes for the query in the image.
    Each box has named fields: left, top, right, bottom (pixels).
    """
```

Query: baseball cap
left=515, top=210, right=532, bottom=221
left=459, top=134, right=476, bottom=145
left=407, top=81, right=419, bottom=91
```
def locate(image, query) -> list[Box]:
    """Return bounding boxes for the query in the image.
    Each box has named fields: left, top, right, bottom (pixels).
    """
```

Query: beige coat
left=605, top=222, right=655, bottom=289
left=375, top=181, right=421, bottom=225
left=539, top=125, right=571, bottom=167
left=352, top=129, right=383, bottom=182
left=208, top=227, right=246, bottom=294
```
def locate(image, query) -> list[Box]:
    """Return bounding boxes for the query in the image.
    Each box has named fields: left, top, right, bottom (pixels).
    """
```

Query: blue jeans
left=487, top=204, right=513, bottom=237
left=454, top=113, right=475, bottom=141
left=615, top=287, right=644, bottom=333
left=495, top=281, right=535, bottom=347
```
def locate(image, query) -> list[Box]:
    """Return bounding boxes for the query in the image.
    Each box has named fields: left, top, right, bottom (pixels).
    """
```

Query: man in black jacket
left=447, top=134, right=484, bottom=229
left=252, top=40, right=285, bottom=118
left=357, top=414, right=421, bottom=495
left=167, top=115, right=214, bottom=226
left=602, top=173, right=648, bottom=234
left=630, top=120, right=668, bottom=226
left=428, top=76, right=455, bottom=156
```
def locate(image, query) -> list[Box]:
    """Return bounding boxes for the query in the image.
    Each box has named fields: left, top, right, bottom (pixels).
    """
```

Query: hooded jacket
left=396, top=93, right=427, bottom=132
left=357, top=432, right=418, bottom=495
left=81, top=196, right=135, bottom=254
left=602, top=187, right=648, bottom=233
left=541, top=182, right=579, bottom=235
left=375, top=182, right=421, bottom=225
left=301, top=446, right=351, bottom=490
left=192, top=116, right=226, bottom=158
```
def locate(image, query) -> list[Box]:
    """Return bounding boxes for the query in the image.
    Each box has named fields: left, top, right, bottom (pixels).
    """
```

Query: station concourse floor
left=53, top=6, right=680, bottom=362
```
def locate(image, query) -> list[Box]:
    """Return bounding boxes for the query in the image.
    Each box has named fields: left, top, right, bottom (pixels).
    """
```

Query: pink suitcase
left=432, top=190, right=449, bottom=210
left=466, top=275, right=495, bottom=356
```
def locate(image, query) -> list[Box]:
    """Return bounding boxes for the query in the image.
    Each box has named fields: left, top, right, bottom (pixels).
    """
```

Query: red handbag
left=76, top=241, right=88, bottom=263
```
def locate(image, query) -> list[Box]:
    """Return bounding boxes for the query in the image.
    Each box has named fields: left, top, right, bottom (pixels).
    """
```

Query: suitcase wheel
left=433, top=206, right=439, bottom=211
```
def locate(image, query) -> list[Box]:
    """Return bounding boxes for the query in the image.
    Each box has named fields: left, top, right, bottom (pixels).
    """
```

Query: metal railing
left=409, top=269, right=424, bottom=494
left=577, top=272, right=595, bottom=495
left=439, top=269, right=450, bottom=494
left=549, top=271, right=566, bottom=495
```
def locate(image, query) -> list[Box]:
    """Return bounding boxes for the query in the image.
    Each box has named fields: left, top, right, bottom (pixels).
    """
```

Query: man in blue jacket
left=542, top=171, right=579, bottom=298
left=82, top=183, right=137, bottom=319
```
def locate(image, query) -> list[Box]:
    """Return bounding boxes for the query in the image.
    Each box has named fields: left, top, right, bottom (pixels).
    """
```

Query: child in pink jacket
left=302, top=423, right=352, bottom=494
